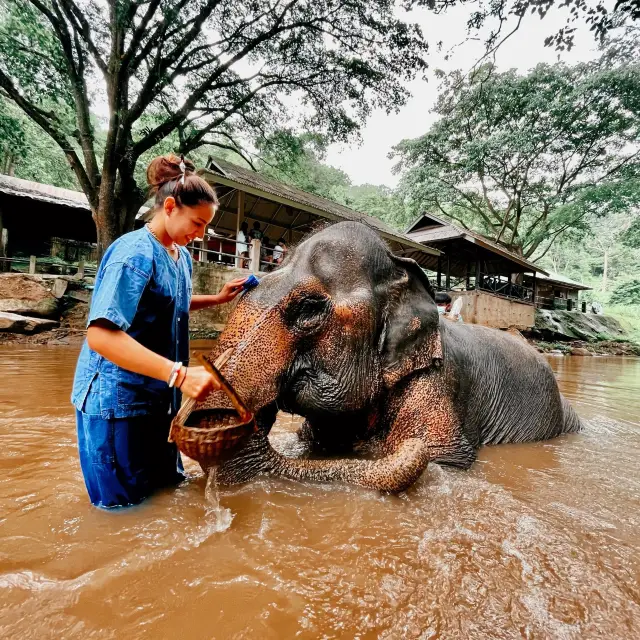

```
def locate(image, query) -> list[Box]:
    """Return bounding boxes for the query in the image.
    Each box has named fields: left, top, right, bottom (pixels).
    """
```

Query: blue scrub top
left=71, top=227, right=192, bottom=418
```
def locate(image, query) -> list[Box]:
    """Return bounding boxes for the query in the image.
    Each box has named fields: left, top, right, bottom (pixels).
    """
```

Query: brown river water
left=1, top=345, right=639, bottom=639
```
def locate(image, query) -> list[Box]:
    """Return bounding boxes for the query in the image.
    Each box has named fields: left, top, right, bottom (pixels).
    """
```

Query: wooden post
left=77, top=260, right=85, bottom=279
left=465, top=262, right=470, bottom=290
left=235, top=190, right=245, bottom=268
left=250, top=238, right=261, bottom=273
left=29, top=255, right=37, bottom=274
left=436, top=255, right=442, bottom=290
left=475, top=259, right=481, bottom=290
left=532, top=272, right=538, bottom=306
left=0, top=207, right=6, bottom=272
left=200, top=234, right=208, bottom=263
left=445, top=255, right=451, bottom=291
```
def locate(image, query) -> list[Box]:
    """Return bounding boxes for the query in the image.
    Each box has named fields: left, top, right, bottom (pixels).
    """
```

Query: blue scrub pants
left=76, top=410, right=185, bottom=509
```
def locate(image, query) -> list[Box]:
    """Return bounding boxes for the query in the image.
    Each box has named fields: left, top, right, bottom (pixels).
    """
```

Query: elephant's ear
left=379, top=254, right=442, bottom=387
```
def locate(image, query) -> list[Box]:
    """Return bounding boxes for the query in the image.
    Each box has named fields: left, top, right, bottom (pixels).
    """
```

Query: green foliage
left=394, top=56, right=640, bottom=259
left=0, top=95, right=78, bottom=188
left=610, top=279, right=640, bottom=305
left=622, top=215, right=640, bottom=248
left=606, top=304, right=640, bottom=344
left=257, top=131, right=352, bottom=203
left=256, top=130, right=403, bottom=227
left=0, top=0, right=429, bottom=252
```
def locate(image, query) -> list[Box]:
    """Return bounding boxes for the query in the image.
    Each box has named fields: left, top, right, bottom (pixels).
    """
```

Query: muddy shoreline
left=2, top=323, right=638, bottom=357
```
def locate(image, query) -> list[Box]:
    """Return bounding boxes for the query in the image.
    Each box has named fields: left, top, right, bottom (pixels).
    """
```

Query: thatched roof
left=406, top=212, right=547, bottom=275
left=0, top=174, right=89, bottom=210
left=536, top=271, right=592, bottom=291
left=200, top=158, right=438, bottom=256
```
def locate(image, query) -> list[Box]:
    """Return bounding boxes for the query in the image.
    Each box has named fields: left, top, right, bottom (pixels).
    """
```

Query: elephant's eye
left=288, top=294, right=331, bottom=333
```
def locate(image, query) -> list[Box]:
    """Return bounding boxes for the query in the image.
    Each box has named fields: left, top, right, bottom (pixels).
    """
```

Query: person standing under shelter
left=71, top=153, right=246, bottom=509
left=249, top=221, right=263, bottom=242
left=236, top=220, right=249, bottom=268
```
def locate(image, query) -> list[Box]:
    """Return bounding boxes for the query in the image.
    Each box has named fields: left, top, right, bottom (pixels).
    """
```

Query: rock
left=571, top=347, right=592, bottom=356
left=0, top=273, right=65, bottom=318
left=52, top=278, right=68, bottom=298
left=549, top=349, right=564, bottom=355
left=67, top=289, right=91, bottom=303
left=0, top=311, right=59, bottom=334
left=0, top=297, right=60, bottom=317
left=535, top=309, right=627, bottom=342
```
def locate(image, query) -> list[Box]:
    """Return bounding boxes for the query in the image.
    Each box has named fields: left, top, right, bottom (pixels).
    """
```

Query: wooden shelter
left=185, top=157, right=439, bottom=271
left=526, top=272, right=592, bottom=311
left=405, top=213, right=551, bottom=330
left=0, top=174, right=96, bottom=262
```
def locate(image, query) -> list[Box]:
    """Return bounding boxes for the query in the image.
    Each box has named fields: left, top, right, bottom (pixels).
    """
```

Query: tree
left=393, top=58, right=640, bottom=259
left=0, top=0, right=428, bottom=256
left=428, top=0, right=640, bottom=54
left=343, top=183, right=405, bottom=228
left=0, top=94, right=80, bottom=187
left=609, top=278, right=640, bottom=305
left=622, top=214, right=640, bottom=247
left=257, top=130, right=352, bottom=203
left=583, top=212, right=634, bottom=292
left=257, top=129, right=405, bottom=227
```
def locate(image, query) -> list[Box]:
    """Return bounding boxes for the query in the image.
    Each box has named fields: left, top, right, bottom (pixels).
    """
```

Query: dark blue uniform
left=71, top=227, right=192, bottom=508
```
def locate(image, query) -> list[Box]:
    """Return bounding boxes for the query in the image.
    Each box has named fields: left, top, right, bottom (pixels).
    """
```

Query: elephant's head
left=203, top=222, right=442, bottom=427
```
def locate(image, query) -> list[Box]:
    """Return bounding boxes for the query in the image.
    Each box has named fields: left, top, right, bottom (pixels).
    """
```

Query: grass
left=606, top=304, right=640, bottom=345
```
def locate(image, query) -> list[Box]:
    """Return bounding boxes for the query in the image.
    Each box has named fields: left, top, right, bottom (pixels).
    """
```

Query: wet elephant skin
left=192, top=221, right=581, bottom=492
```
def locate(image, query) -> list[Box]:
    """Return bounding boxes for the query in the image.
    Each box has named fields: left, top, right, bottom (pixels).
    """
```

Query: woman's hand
left=177, top=366, right=220, bottom=401
left=216, top=277, right=247, bottom=304
left=190, top=278, right=248, bottom=311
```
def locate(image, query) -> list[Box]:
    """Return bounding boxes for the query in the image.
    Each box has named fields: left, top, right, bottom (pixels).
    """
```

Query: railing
left=475, top=272, right=534, bottom=303
left=187, top=235, right=263, bottom=273
left=259, top=244, right=286, bottom=272
left=535, top=296, right=581, bottom=312
left=0, top=255, right=96, bottom=277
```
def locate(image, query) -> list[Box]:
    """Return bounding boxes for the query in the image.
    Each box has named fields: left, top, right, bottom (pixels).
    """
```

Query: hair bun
left=146, top=153, right=196, bottom=192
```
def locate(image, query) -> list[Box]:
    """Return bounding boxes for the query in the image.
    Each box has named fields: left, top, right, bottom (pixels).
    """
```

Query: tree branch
left=57, top=0, right=108, bottom=74
left=0, top=69, right=96, bottom=206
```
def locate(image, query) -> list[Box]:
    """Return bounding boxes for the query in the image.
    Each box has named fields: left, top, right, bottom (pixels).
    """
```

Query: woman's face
left=164, top=198, right=216, bottom=246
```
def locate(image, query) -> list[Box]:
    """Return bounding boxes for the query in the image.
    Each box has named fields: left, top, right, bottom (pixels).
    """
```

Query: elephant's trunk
left=201, top=297, right=293, bottom=415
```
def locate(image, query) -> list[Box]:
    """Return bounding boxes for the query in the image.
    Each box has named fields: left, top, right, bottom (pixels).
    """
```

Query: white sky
left=325, top=4, right=603, bottom=188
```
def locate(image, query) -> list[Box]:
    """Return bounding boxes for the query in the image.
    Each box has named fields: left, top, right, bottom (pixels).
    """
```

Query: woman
left=236, top=220, right=249, bottom=268
left=71, top=154, right=246, bottom=509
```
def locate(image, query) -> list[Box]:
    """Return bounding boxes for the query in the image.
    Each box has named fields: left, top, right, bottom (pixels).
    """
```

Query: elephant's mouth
left=279, top=367, right=346, bottom=418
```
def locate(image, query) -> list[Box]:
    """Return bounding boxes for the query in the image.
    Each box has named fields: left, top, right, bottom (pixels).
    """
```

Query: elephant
left=194, top=221, right=582, bottom=493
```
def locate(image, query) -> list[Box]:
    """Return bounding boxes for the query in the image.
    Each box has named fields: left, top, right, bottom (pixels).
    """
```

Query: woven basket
left=169, top=408, right=257, bottom=465
left=168, top=349, right=256, bottom=466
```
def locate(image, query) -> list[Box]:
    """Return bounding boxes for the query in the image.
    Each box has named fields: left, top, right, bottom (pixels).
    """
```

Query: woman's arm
left=190, top=277, right=247, bottom=310
left=87, top=321, right=218, bottom=401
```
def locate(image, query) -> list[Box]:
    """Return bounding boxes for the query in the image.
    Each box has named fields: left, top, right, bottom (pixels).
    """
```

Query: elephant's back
left=441, top=322, right=576, bottom=445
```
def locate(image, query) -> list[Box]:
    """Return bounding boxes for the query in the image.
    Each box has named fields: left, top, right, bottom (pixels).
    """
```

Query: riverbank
left=531, top=338, right=640, bottom=357
left=2, top=273, right=638, bottom=355
left=4, top=324, right=639, bottom=358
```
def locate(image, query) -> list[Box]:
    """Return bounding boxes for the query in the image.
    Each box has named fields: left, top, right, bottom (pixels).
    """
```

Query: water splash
left=204, top=467, right=234, bottom=531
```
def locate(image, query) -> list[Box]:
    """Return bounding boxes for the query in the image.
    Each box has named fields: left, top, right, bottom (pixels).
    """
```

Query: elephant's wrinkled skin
left=194, top=222, right=581, bottom=492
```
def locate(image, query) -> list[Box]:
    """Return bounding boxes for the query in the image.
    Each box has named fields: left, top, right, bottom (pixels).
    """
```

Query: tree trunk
left=602, top=250, right=608, bottom=292
left=93, top=164, right=146, bottom=262
left=94, top=196, right=144, bottom=262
